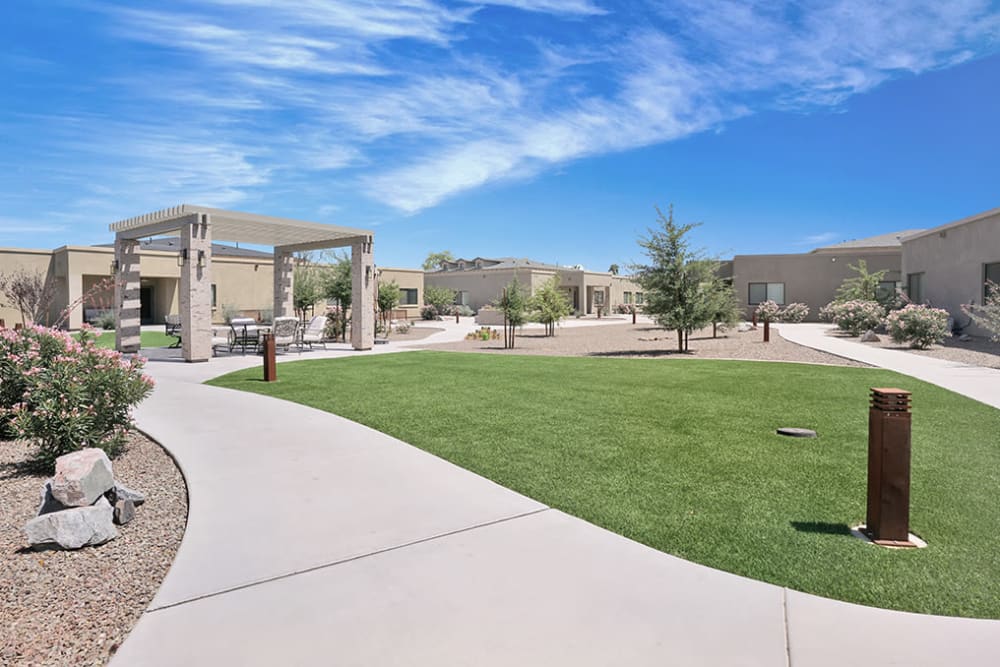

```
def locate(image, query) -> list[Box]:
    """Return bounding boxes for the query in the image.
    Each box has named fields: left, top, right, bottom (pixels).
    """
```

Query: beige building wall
left=379, top=267, right=424, bottom=318
left=610, top=276, right=644, bottom=309
left=425, top=268, right=528, bottom=312
left=0, top=248, right=59, bottom=326
left=901, top=208, right=1000, bottom=337
left=732, top=250, right=902, bottom=321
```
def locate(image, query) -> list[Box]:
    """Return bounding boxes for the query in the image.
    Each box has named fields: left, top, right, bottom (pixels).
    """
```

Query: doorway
left=140, top=287, right=154, bottom=325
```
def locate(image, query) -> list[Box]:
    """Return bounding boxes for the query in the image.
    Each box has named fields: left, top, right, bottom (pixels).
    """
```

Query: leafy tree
left=608, top=263, right=619, bottom=275
left=0, top=268, right=56, bottom=326
left=377, top=279, right=400, bottom=335
left=494, top=278, right=528, bottom=349
left=530, top=275, right=573, bottom=336
left=293, top=263, right=324, bottom=322
left=321, top=252, right=352, bottom=342
left=632, top=205, right=720, bottom=352
left=963, top=281, right=1000, bottom=342
left=705, top=278, right=741, bottom=337
left=424, top=284, right=456, bottom=316
left=422, top=250, right=455, bottom=271
left=835, top=260, right=891, bottom=306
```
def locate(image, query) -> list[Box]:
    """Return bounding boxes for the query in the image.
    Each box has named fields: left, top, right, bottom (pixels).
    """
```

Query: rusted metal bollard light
left=763, top=320, right=770, bottom=342
left=455, top=311, right=460, bottom=324
left=751, top=311, right=758, bottom=329
left=632, top=309, right=636, bottom=325
left=866, top=388, right=917, bottom=547
left=262, top=332, right=277, bottom=382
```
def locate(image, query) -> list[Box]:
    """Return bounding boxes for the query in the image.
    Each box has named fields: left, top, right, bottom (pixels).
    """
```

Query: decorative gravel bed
left=842, top=331, right=1000, bottom=369
left=421, top=321, right=868, bottom=367
left=1, top=432, right=187, bottom=666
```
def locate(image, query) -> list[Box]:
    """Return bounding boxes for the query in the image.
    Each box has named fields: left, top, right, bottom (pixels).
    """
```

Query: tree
left=530, top=275, right=572, bottom=336
left=293, top=262, right=324, bottom=322
left=963, top=281, right=1000, bottom=342
left=424, top=284, right=456, bottom=316
left=608, top=264, right=620, bottom=275
left=494, top=278, right=528, bottom=349
left=377, top=279, right=400, bottom=335
left=0, top=268, right=56, bottom=326
left=321, top=252, right=352, bottom=342
left=836, top=260, right=891, bottom=306
left=705, top=278, right=741, bottom=338
left=422, top=250, right=455, bottom=271
left=631, top=205, right=720, bottom=352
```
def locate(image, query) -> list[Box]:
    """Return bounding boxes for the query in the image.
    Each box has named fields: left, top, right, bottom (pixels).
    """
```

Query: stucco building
left=900, top=206, right=1000, bottom=336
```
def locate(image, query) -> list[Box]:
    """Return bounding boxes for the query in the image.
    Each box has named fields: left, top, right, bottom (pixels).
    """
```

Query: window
left=906, top=273, right=924, bottom=304
left=623, top=291, right=633, bottom=304
left=876, top=281, right=899, bottom=303
left=985, top=263, right=1000, bottom=302
left=211, top=284, right=217, bottom=308
left=593, top=290, right=605, bottom=306
left=635, top=292, right=644, bottom=305
left=748, top=282, right=785, bottom=305
left=454, top=290, right=469, bottom=306
left=399, top=288, right=418, bottom=305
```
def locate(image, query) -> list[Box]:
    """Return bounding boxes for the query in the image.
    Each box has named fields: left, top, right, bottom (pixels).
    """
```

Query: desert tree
left=0, top=268, right=57, bottom=326
left=422, top=250, right=455, bottom=271
left=495, top=277, right=528, bottom=349
left=530, top=275, right=572, bottom=336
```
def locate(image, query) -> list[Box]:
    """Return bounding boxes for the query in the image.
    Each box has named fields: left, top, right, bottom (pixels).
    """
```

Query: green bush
left=421, top=305, right=440, bottom=320
left=825, top=300, right=885, bottom=336
left=0, top=325, right=154, bottom=469
left=885, top=304, right=950, bottom=349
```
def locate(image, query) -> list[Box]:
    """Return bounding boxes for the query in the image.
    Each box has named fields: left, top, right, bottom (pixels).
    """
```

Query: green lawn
left=76, top=331, right=177, bottom=349
left=208, top=352, right=1000, bottom=618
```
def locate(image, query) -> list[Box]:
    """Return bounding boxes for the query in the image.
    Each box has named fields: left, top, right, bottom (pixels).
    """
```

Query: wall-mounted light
left=197, top=249, right=206, bottom=268
left=365, top=265, right=372, bottom=281
left=110, top=259, right=119, bottom=275
left=177, top=248, right=188, bottom=267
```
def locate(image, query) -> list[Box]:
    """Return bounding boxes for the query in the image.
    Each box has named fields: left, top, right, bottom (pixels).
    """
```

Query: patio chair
left=211, top=326, right=230, bottom=356
left=164, top=314, right=182, bottom=348
left=301, top=315, right=328, bottom=349
left=272, top=316, right=299, bottom=352
left=229, top=317, right=260, bottom=353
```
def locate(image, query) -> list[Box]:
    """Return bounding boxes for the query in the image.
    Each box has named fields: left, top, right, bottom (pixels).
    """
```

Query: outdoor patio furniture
left=229, top=317, right=260, bottom=353
left=301, top=315, right=328, bottom=349
left=165, top=314, right=182, bottom=348
left=272, top=316, right=299, bottom=352
left=211, top=326, right=230, bottom=356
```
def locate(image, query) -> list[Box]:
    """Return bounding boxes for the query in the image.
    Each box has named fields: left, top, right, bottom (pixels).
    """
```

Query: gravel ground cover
left=833, top=330, right=1000, bottom=369
left=1, top=433, right=187, bottom=666
left=422, top=321, right=868, bottom=367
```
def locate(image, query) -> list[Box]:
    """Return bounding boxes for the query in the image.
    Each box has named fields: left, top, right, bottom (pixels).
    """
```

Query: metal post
left=262, top=333, right=277, bottom=382
left=455, top=311, right=460, bottom=324
left=866, top=388, right=913, bottom=546
left=632, top=309, right=636, bottom=325
left=763, top=320, right=770, bottom=342
left=752, top=311, right=758, bottom=328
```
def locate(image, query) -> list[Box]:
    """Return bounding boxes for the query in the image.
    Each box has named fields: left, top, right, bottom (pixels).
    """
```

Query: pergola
left=109, top=205, right=375, bottom=362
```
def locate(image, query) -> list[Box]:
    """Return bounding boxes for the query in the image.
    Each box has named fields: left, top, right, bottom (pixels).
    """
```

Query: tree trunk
left=713, top=322, right=717, bottom=338
left=677, top=329, right=683, bottom=352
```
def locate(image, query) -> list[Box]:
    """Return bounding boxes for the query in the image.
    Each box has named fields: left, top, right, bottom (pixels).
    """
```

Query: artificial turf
left=208, top=351, right=1000, bottom=618
left=77, top=331, right=177, bottom=349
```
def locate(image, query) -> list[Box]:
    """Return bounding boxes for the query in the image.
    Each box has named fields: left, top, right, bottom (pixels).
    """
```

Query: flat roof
left=110, top=205, right=372, bottom=248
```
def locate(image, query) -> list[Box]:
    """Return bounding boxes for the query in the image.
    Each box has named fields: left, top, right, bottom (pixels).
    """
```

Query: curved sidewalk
left=112, top=338, right=1000, bottom=665
left=778, top=323, right=1000, bottom=409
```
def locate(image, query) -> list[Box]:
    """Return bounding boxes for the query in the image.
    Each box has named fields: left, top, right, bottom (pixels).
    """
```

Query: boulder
left=36, top=479, right=68, bottom=516
left=114, top=499, right=136, bottom=525
left=737, top=322, right=753, bottom=333
left=109, top=482, right=145, bottom=506
left=24, top=497, right=117, bottom=550
left=50, top=448, right=114, bottom=507
left=860, top=330, right=880, bottom=342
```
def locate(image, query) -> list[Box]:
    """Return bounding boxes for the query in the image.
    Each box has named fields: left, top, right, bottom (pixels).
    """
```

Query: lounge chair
left=229, top=317, right=260, bottom=353
left=164, top=314, right=182, bottom=348
left=272, top=316, right=299, bottom=352
left=301, top=315, right=328, bottom=349
left=211, top=326, right=230, bottom=356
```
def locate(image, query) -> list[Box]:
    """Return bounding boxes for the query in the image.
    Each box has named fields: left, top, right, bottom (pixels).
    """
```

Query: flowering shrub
left=826, top=300, right=884, bottom=336
left=453, top=304, right=475, bottom=317
left=962, top=281, right=1000, bottom=342
left=778, top=302, right=810, bottom=323
left=885, top=305, right=949, bottom=349
left=614, top=303, right=636, bottom=315
left=754, top=300, right=781, bottom=322
left=421, top=305, right=441, bottom=320
left=0, top=325, right=154, bottom=469
left=394, top=322, right=411, bottom=334
left=819, top=302, right=837, bottom=322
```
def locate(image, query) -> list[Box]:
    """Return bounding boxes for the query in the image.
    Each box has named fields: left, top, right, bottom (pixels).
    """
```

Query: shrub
left=826, top=300, right=884, bottom=336
left=962, top=281, right=1000, bottom=342
left=93, top=310, right=117, bottom=330
left=885, top=305, right=950, bottom=349
left=453, top=304, right=475, bottom=317
left=395, top=322, right=411, bottom=334
left=615, top=303, right=636, bottom=315
left=324, top=306, right=347, bottom=341
left=819, top=301, right=837, bottom=322
left=0, top=325, right=154, bottom=469
left=778, top=302, right=810, bottom=323
left=421, top=305, right=440, bottom=320
left=754, top=300, right=781, bottom=323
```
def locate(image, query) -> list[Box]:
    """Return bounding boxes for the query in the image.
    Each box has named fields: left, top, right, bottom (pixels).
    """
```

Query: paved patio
left=110, top=321, right=1000, bottom=666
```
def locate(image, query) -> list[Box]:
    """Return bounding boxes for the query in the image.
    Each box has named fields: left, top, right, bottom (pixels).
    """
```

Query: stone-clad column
left=351, top=236, right=374, bottom=350
left=180, top=214, right=212, bottom=362
left=114, top=237, right=141, bottom=353
left=273, top=250, right=294, bottom=319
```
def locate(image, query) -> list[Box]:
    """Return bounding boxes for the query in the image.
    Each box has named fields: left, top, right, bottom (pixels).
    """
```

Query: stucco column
left=351, top=236, right=374, bottom=350
left=273, top=249, right=294, bottom=319
left=180, top=214, right=212, bottom=362
left=114, top=237, right=141, bottom=352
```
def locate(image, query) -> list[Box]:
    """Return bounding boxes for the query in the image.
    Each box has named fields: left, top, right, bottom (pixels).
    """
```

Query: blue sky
left=2, top=1, right=999, bottom=271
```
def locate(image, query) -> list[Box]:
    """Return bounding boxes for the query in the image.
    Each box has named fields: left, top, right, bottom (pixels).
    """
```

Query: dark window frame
left=748, top=282, right=785, bottom=305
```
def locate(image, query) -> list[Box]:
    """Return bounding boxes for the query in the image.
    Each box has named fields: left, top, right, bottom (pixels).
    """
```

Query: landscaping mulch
left=0, top=432, right=187, bottom=666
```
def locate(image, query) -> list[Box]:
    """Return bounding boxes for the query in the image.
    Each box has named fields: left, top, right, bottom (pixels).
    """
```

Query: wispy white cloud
left=796, top=232, right=841, bottom=246
left=466, top=0, right=608, bottom=16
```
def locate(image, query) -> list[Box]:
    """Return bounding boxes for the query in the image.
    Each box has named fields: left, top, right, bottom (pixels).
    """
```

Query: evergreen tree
left=530, top=275, right=573, bottom=336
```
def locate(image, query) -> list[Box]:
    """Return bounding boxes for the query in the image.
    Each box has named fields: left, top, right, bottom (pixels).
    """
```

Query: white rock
left=50, top=448, right=115, bottom=507
left=24, top=497, right=117, bottom=549
left=114, top=499, right=136, bottom=525
left=737, top=322, right=753, bottom=332
left=112, top=482, right=145, bottom=506
left=37, top=479, right=67, bottom=516
left=860, top=330, right=880, bottom=342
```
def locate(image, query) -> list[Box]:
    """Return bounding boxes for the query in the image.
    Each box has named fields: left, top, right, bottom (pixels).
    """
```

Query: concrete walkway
left=111, top=322, right=1000, bottom=666
left=778, top=323, right=1000, bottom=409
